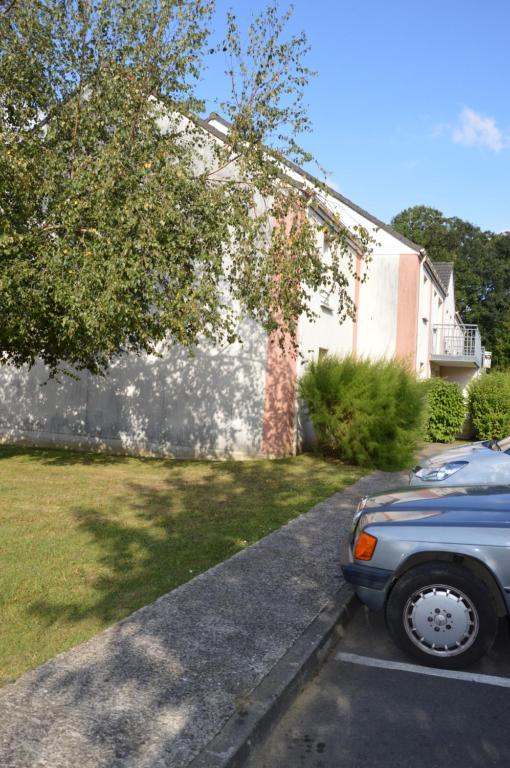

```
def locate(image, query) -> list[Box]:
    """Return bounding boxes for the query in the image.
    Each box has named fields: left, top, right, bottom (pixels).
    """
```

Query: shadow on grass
left=27, top=457, right=362, bottom=627
left=0, top=443, right=174, bottom=466
left=0, top=456, right=383, bottom=768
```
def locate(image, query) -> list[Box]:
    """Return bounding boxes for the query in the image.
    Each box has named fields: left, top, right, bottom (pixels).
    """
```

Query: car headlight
left=415, top=460, right=468, bottom=482
left=351, top=496, right=368, bottom=527
left=350, top=496, right=369, bottom=541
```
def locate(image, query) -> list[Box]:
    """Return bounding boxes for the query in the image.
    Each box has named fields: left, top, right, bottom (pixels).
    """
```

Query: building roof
left=202, top=112, right=449, bottom=296
left=433, top=262, right=454, bottom=289
left=205, top=113, right=427, bottom=254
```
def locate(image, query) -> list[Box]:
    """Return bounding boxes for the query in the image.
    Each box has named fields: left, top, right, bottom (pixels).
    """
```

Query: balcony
left=430, top=324, right=483, bottom=368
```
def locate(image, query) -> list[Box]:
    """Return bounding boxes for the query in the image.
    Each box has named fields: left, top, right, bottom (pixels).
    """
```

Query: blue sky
left=198, top=0, right=510, bottom=233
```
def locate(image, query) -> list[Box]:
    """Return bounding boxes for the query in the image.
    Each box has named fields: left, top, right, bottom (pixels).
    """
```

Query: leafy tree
left=477, top=233, right=510, bottom=369
left=0, top=0, right=372, bottom=376
left=391, top=205, right=461, bottom=262
left=391, top=206, right=510, bottom=369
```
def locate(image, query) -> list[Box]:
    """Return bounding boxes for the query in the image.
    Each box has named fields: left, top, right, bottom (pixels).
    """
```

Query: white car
left=410, top=438, right=510, bottom=486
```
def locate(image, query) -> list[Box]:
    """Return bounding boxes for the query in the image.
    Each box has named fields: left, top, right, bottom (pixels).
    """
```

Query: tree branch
left=204, top=154, right=241, bottom=180
left=71, top=0, right=91, bottom=173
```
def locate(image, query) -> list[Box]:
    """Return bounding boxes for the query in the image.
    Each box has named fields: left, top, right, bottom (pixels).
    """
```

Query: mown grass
left=0, top=445, right=366, bottom=685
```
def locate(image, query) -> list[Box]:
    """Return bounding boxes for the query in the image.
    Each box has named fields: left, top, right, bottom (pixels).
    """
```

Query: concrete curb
left=188, top=583, right=358, bottom=768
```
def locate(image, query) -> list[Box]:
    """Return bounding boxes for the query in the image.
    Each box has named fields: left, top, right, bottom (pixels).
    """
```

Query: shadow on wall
left=296, top=399, right=316, bottom=453
left=0, top=329, right=267, bottom=458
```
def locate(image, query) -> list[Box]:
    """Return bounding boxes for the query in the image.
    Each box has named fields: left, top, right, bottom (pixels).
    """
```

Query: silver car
left=410, top=438, right=510, bottom=486
left=341, top=486, right=510, bottom=669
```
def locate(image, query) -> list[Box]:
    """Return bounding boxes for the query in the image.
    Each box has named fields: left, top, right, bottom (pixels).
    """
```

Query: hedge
left=424, top=378, right=465, bottom=443
left=299, top=356, right=425, bottom=470
left=468, top=372, right=510, bottom=439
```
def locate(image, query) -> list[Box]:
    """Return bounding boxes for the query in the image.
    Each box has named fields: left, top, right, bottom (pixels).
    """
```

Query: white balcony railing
left=431, top=324, right=483, bottom=366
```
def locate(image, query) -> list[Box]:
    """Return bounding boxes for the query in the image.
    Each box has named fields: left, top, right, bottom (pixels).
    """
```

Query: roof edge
left=205, top=113, right=425, bottom=255
left=204, top=113, right=449, bottom=294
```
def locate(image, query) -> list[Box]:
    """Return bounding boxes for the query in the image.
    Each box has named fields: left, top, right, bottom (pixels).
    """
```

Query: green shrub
left=299, top=356, right=425, bottom=470
left=424, top=378, right=465, bottom=443
left=468, top=372, right=510, bottom=439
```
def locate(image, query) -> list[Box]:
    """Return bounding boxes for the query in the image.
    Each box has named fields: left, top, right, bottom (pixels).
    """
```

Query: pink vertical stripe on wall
left=396, top=253, right=420, bottom=368
left=261, top=332, right=297, bottom=456
left=261, top=205, right=302, bottom=456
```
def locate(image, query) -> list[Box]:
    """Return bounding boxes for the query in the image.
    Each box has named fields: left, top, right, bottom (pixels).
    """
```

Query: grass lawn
left=0, top=444, right=366, bottom=685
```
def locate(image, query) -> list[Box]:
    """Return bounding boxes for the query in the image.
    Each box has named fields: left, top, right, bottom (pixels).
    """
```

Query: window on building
left=318, top=347, right=329, bottom=361
left=320, top=289, right=332, bottom=311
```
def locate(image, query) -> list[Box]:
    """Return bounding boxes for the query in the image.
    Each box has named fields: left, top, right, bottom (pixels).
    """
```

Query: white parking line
left=335, top=651, right=510, bottom=688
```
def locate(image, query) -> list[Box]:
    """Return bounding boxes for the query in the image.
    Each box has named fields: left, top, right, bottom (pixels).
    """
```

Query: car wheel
left=386, top=562, right=498, bottom=669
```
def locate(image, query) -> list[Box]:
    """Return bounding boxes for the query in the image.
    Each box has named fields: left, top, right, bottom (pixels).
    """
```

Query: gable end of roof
left=205, top=113, right=425, bottom=256
left=433, top=262, right=454, bottom=288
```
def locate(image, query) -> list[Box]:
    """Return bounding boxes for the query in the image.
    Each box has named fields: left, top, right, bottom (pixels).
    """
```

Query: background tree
left=0, top=0, right=371, bottom=377
left=391, top=206, right=510, bottom=369
left=479, top=233, right=510, bottom=368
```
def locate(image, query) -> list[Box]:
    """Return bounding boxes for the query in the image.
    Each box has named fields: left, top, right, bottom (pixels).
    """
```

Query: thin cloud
left=431, top=122, right=449, bottom=138
left=452, top=107, right=505, bottom=152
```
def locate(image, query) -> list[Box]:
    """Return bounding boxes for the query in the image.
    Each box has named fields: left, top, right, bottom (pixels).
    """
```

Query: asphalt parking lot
left=246, top=600, right=510, bottom=768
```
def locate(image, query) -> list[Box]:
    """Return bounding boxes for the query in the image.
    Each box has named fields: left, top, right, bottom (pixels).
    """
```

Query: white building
left=0, top=114, right=487, bottom=458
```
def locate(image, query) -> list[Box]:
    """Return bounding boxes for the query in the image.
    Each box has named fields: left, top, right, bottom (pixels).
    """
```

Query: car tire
left=386, top=562, right=498, bottom=669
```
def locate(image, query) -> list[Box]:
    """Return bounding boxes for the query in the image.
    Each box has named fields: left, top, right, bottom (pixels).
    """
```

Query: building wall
left=297, top=229, right=356, bottom=367
left=356, top=253, right=399, bottom=359
left=442, top=274, right=456, bottom=325
left=297, top=197, right=424, bottom=368
left=0, top=318, right=268, bottom=459
left=262, top=331, right=298, bottom=457
left=309, top=189, right=426, bottom=368
left=395, top=253, right=420, bottom=368
left=416, top=266, right=433, bottom=378
left=439, top=365, right=482, bottom=396
left=431, top=279, right=445, bottom=359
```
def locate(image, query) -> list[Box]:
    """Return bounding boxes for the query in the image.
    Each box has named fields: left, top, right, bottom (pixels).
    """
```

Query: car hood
left=419, top=442, right=491, bottom=468
left=361, top=486, right=510, bottom=528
